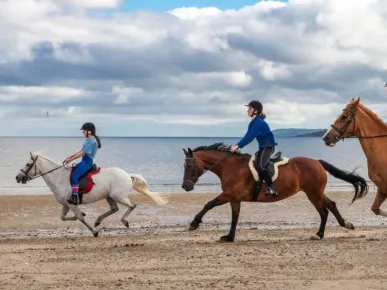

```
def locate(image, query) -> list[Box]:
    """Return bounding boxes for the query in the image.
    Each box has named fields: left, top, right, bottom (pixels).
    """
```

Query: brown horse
left=181, top=143, right=368, bottom=242
left=323, top=97, right=387, bottom=219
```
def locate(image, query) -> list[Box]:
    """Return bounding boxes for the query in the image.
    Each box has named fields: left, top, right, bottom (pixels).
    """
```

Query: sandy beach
left=1, top=190, right=387, bottom=289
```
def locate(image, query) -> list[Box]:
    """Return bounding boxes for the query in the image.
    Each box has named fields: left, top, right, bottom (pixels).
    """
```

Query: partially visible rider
left=65, top=122, right=102, bottom=205
left=231, top=100, right=278, bottom=196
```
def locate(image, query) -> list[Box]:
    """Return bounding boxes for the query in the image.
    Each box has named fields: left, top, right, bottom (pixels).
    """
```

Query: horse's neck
left=357, top=108, right=387, bottom=164
left=198, top=151, right=236, bottom=178
left=38, top=158, right=70, bottom=199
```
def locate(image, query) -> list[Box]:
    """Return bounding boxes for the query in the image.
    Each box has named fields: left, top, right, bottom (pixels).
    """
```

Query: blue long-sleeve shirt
left=237, top=117, right=277, bottom=149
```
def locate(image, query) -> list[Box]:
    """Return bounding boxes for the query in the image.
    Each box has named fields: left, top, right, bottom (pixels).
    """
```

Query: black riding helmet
left=245, top=100, right=263, bottom=114
left=80, top=122, right=96, bottom=135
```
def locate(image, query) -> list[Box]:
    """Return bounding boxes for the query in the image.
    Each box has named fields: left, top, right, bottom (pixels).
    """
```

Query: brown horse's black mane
left=192, top=142, right=245, bottom=155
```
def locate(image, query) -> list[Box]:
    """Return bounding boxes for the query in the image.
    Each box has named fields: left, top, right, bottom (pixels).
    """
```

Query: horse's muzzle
left=182, top=181, right=194, bottom=192
left=15, top=175, right=28, bottom=184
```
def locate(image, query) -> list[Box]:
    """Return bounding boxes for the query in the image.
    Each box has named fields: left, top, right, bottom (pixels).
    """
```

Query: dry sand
left=1, top=191, right=387, bottom=289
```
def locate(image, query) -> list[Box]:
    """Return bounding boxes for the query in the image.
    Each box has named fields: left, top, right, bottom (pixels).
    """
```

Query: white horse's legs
left=69, top=205, right=99, bottom=237
left=61, top=205, right=86, bottom=221
left=94, top=197, right=119, bottom=227
left=114, top=196, right=137, bottom=228
left=61, top=206, right=77, bottom=221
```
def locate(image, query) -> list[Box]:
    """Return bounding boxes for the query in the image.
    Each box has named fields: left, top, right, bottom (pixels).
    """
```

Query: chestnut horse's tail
left=318, top=159, right=369, bottom=203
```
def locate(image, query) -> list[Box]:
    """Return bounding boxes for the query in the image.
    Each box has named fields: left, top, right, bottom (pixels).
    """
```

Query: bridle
left=330, top=108, right=387, bottom=141
left=183, top=154, right=230, bottom=185
left=20, top=155, right=67, bottom=181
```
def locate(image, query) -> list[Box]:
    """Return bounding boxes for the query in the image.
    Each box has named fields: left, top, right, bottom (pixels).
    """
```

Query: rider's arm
left=237, top=122, right=263, bottom=149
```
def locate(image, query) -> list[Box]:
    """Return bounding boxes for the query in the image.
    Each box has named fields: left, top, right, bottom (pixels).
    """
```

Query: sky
left=1, top=0, right=387, bottom=137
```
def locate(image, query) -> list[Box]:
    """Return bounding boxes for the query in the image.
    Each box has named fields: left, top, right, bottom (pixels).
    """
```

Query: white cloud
left=0, top=0, right=386, bottom=136
left=60, top=0, right=122, bottom=9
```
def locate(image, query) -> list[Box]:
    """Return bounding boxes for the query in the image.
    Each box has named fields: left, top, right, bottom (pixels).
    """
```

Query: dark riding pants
left=255, top=146, right=275, bottom=173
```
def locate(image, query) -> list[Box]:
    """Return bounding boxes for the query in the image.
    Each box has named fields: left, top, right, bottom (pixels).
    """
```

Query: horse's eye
left=341, top=115, right=348, bottom=121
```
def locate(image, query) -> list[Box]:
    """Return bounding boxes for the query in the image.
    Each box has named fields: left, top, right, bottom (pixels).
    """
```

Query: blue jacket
left=237, top=117, right=277, bottom=149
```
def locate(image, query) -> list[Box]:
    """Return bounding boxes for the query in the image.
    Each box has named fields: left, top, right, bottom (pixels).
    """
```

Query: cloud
left=0, top=0, right=387, bottom=136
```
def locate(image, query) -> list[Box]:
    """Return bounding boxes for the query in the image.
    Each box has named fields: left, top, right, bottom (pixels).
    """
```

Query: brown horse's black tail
left=318, top=159, right=369, bottom=203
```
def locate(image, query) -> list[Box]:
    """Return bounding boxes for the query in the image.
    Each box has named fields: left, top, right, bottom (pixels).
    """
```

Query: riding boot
left=68, top=185, right=80, bottom=205
left=68, top=193, right=80, bottom=205
left=262, top=170, right=278, bottom=197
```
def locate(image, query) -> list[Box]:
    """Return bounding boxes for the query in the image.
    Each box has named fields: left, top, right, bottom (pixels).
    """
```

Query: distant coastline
left=273, top=128, right=327, bottom=138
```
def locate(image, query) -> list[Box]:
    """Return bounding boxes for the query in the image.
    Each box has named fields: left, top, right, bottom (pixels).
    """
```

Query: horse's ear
left=183, top=148, right=188, bottom=156
left=354, top=97, right=360, bottom=106
left=29, top=151, right=33, bottom=158
left=188, top=148, right=193, bottom=156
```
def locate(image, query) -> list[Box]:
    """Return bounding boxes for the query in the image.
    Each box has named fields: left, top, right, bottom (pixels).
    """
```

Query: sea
left=0, top=136, right=372, bottom=196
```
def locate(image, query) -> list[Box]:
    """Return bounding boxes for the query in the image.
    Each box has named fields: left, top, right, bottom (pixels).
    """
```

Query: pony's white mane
left=32, top=151, right=61, bottom=165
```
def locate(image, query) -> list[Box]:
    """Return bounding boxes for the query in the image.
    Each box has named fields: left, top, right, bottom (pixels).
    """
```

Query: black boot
left=68, top=193, right=80, bottom=205
left=262, top=171, right=278, bottom=197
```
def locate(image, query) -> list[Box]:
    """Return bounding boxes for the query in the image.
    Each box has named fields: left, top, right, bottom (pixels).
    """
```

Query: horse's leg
left=61, top=205, right=86, bottom=221
left=94, top=197, right=119, bottom=227
left=305, top=190, right=329, bottom=240
left=371, top=189, right=387, bottom=217
left=220, top=201, right=241, bottom=243
left=189, top=192, right=229, bottom=231
left=69, top=205, right=99, bottom=237
left=323, top=195, right=354, bottom=230
left=113, top=196, right=137, bottom=228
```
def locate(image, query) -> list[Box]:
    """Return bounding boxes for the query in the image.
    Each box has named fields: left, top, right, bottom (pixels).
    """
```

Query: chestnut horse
left=182, top=143, right=368, bottom=242
left=323, top=97, right=387, bottom=218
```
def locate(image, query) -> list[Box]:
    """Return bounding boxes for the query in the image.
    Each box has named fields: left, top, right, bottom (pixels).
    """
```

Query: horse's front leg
left=189, top=192, right=229, bottom=231
left=69, top=205, right=99, bottom=237
left=220, top=201, right=241, bottom=243
left=61, top=205, right=86, bottom=221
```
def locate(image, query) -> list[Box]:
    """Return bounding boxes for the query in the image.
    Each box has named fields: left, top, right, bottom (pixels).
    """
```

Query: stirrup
left=265, top=188, right=278, bottom=197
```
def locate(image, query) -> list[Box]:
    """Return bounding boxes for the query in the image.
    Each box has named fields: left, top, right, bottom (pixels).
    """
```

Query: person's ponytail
left=95, top=135, right=102, bottom=149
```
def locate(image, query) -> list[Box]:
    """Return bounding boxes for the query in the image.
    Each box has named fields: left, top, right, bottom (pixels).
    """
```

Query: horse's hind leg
left=113, top=196, right=137, bottom=228
left=305, top=190, right=329, bottom=240
left=323, top=195, right=354, bottom=230
left=189, top=192, right=229, bottom=231
left=371, top=189, right=387, bottom=217
left=94, top=197, right=119, bottom=227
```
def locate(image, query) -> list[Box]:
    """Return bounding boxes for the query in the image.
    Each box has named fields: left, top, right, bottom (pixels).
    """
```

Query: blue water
left=1, top=137, right=371, bottom=195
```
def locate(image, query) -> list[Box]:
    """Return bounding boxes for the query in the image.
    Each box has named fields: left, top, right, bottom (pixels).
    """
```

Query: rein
left=184, top=153, right=231, bottom=185
left=20, top=156, right=67, bottom=181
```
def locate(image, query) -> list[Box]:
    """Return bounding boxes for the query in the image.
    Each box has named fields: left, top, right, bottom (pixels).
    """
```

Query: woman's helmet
left=245, top=100, right=263, bottom=114
left=80, top=122, right=96, bottom=135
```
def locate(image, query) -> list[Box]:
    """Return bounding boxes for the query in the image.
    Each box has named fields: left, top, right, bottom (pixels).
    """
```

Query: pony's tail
left=318, top=159, right=369, bottom=203
left=129, top=174, right=169, bottom=206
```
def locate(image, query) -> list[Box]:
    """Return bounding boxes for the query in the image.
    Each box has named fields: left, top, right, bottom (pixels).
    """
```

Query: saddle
left=248, top=151, right=289, bottom=200
left=70, top=164, right=101, bottom=195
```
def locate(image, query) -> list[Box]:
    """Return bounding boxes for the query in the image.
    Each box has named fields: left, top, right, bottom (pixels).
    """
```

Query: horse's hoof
left=122, top=220, right=129, bottom=228
left=344, top=221, right=355, bottom=230
left=94, top=221, right=101, bottom=227
left=82, top=212, right=86, bottom=217
left=219, top=235, right=234, bottom=243
left=189, top=225, right=198, bottom=231
left=310, top=234, right=322, bottom=240
left=93, top=231, right=99, bottom=238
left=189, top=221, right=199, bottom=231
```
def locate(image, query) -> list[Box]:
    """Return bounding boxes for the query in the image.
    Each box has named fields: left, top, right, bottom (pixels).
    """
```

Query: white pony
left=15, top=151, right=169, bottom=237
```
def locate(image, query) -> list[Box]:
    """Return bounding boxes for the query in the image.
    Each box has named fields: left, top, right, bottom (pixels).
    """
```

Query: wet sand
left=1, top=191, right=387, bottom=289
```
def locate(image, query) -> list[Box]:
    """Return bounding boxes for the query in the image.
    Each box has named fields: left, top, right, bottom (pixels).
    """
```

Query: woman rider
left=65, top=122, right=102, bottom=205
left=231, top=100, right=278, bottom=196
